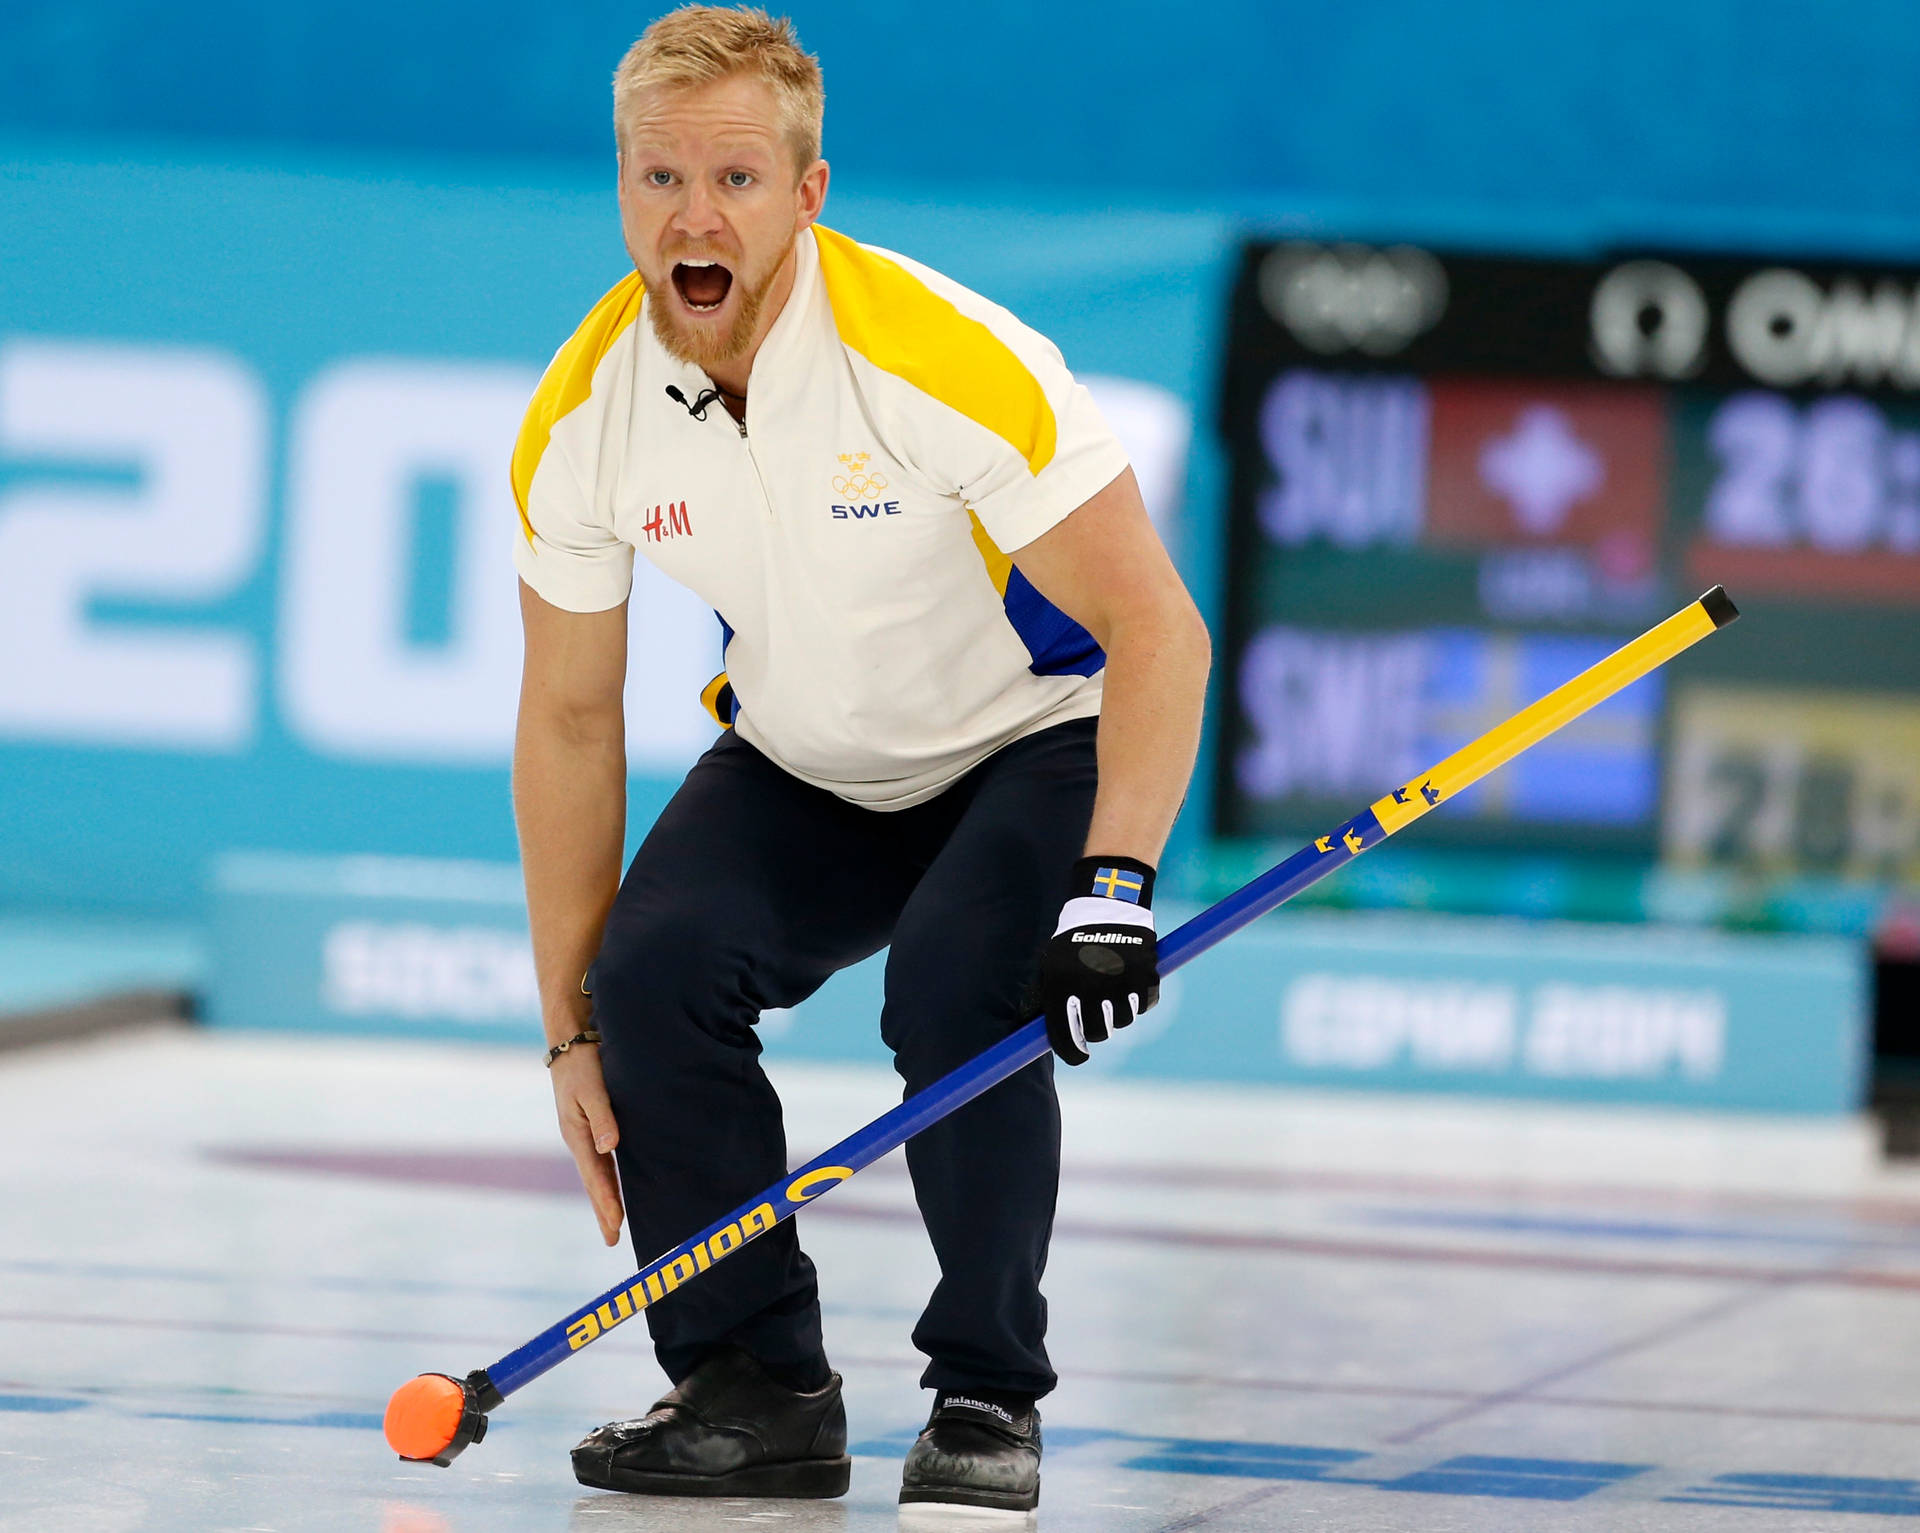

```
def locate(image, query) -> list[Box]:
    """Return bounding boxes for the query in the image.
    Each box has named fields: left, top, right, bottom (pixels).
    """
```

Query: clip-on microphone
left=665, top=384, right=723, bottom=421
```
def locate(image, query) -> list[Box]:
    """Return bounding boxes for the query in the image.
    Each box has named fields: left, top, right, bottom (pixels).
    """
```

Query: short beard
left=646, top=253, right=780, bottom=373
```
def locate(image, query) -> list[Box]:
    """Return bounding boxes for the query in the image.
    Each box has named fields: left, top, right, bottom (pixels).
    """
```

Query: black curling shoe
left=571, top=1347, right=850, bottom=1498
left=899, top=1391, right=1042, bottom=1511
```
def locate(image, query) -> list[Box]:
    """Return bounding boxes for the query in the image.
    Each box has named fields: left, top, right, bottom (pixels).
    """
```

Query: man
left=511, top=4, right=1209, bottom=1513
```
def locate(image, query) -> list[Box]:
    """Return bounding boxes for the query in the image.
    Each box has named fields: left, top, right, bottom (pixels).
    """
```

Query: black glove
left=1040, top=856, right=1159, bottom=1066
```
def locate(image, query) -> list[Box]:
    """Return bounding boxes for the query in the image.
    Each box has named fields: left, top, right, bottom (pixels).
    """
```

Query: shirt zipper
left=725, top=406, right=776, bottom=520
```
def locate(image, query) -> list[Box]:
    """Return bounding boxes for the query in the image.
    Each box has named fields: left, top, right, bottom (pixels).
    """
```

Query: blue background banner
left=207, top=854, right=1867, bottom=1114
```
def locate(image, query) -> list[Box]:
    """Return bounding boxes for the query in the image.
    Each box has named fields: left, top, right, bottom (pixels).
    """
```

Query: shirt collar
left=744, top=224, right=821, bottom=394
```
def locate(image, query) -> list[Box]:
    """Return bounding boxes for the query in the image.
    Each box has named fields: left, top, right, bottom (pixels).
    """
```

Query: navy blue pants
left=590, top=718, right=1098, bottom=1399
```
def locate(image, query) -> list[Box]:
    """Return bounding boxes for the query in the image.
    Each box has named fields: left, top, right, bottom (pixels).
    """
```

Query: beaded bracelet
left=543, top=1030, right=603, bottom=1068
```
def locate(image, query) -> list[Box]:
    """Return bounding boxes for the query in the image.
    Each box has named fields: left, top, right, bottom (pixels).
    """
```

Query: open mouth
left=671, top=259, right=734, bottom=313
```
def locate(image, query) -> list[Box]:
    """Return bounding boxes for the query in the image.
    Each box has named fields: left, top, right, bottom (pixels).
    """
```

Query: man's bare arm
left=514, top=578, right=630, bottom=1245
left=1009, top=467, right=1211, bottom=863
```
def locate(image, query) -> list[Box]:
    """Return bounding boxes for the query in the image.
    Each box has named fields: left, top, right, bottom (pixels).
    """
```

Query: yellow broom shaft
left=1369, top=587, right=1737, bottom=836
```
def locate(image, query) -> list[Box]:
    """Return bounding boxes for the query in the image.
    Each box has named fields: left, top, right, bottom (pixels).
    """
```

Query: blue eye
left=648, top=170, right=673, bottom=187
left=726, top=171, right=753, bottom=188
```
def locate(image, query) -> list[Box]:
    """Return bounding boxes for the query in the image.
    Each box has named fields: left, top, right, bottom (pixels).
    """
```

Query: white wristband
left=1055, top=896, right=1156, bottom=936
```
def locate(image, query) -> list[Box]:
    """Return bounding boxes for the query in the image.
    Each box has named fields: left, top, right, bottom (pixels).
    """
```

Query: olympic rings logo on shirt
left=834, top=451, right=890, bottom=500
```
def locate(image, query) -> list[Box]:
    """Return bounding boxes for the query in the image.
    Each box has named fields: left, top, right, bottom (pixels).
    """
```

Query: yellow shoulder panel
left=509, top=272, right=646, bottom=544
left=813, top=226, right=1057, bottom=476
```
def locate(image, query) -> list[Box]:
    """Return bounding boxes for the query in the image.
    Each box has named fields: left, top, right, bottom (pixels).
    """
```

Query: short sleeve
left=507, top=272, right=645, bottom=613
left=510, top=421, right=634, bottom=614
left=958, top=333, right=1131, bottom=553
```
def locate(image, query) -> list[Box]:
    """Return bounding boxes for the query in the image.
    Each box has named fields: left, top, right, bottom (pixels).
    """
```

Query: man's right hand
left=550, top=1046, right=624, bottom=1246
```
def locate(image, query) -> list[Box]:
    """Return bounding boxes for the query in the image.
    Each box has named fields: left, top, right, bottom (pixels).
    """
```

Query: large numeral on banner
left=280, top=361, right=536, bottom=761
left=0, top=340, right=267, bottom=748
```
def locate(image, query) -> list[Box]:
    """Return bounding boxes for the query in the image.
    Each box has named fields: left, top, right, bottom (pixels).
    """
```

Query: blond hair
left=613, top=6, right=824, bottom=175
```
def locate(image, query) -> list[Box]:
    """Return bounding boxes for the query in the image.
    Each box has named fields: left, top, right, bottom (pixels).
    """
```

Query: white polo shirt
left=510, top=223, right=1130, bottom=809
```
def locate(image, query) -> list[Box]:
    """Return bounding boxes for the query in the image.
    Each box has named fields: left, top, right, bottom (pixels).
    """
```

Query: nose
left=672, top=179, right=725, bottom=243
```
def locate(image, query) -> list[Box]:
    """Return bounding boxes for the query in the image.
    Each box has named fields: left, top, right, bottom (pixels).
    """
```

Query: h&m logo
left=831, top=451, right=900, bottom=520
left=642, top=501, right=691, bottom=543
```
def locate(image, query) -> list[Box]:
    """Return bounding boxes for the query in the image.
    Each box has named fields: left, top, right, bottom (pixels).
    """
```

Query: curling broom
left=385, top=584, right=1740, bottom=1465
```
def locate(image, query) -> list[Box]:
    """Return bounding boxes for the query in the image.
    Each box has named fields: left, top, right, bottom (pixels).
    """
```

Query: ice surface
left=4, top=1026, right=1919, bottom=1531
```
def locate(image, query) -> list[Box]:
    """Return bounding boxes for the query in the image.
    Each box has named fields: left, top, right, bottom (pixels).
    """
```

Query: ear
left=795, top=158, right=830, bottom=231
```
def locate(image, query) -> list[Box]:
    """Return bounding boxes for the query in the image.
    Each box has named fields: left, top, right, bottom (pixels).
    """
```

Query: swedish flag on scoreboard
left=1092, top=866, right=1145, bottom=903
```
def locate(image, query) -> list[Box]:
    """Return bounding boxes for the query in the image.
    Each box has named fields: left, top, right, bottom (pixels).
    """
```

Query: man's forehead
left=625, top=76, right=785, bottom=153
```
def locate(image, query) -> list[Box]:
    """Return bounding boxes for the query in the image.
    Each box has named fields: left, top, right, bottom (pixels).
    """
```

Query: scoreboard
left=1214, top=241, right=1920, bottom=889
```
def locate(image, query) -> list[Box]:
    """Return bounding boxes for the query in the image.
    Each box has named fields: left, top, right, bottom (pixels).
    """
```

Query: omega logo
left=1725, top=268, right=1920, bottom=389
left=1589, top=260, right=1709, bottom=380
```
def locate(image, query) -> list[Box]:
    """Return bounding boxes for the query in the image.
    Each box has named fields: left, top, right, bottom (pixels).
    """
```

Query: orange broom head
left=385, top=1373, right=469, bottom=1461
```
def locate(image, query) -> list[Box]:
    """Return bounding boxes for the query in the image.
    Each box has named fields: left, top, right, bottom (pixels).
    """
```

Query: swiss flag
left=1426, top=380, right=1667, bottom=578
